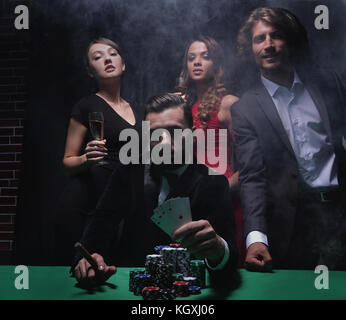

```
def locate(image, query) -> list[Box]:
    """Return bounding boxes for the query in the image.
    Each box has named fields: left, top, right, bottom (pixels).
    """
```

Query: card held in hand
left=151, top=197, right=192, bottom=237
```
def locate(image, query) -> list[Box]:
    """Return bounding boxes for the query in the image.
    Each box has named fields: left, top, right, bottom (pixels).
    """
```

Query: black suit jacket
left=231, top=68, right=346, bottom=267
left=77, top=163, right=238, bottom=278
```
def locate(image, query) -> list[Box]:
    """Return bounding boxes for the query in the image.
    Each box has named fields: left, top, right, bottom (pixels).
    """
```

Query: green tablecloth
left=0, top=266, right=345, bottom=300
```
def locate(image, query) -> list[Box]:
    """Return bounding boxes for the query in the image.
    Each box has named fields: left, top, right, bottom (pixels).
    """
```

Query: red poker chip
left=142, top=286, right=160, bottom=293
left=173, top=281, right=189, bottom=286
left=142, top=286, right=160, bottom=300
left=170, top=243, right=181, bottom=248
left=173, top=281, right=190, bottom=297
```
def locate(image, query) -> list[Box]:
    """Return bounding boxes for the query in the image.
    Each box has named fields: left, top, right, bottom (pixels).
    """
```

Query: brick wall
left=0, top=0, right=29, bottom=264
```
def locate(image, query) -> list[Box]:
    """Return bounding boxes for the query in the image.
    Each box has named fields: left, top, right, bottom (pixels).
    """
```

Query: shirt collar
left=261, top=70, right=303, bottom=97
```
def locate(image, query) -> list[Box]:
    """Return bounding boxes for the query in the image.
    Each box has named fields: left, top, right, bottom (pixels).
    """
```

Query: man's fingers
left=87, top=266, right=96, bottom=279
left=245, top=263, right=263, bottom=272
left=108, top=265, right=117, bottom=274
left=93, top=265, right=117, bottom=283
left=74, top=259, right=92, bottom=282
left=93, top=254, right=106, bottom=270
left=103, top=264, right=116, bottom=274
left=74, top=253, right=116, bottom=287
left=245, top=258, right=266, bottom=272
left=245, top=253, right=272, bottom=272
left=91, top=254, right=117, bottom=282
left=260, top=248, right=272, bottom=271
left=172, top=220, right=207, bottom=242
left=79, top=259, right=90, bottom=278
left=74, top=266, right=81, bottom=280
left=244, top=242, right=273, bottom=272
left=180, top=227, right=214, bottom=249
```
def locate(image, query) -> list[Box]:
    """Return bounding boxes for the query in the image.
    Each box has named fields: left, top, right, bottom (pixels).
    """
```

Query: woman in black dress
left=53, top=37, right=141, bottom=264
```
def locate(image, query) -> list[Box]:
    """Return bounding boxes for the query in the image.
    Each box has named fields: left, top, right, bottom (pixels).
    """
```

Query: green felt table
left=0, top=266, right=345, bottom=300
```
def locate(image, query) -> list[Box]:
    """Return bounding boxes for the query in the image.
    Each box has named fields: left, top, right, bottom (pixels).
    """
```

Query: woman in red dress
left=177, top=35, right=245, bottom=266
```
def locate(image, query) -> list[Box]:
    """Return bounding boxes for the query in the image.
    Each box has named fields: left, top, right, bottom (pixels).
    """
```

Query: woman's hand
left=84, top=139, right=108, bottom=164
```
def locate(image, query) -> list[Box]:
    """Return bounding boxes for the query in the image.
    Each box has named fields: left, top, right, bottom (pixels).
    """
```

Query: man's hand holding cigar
left=74, top=243, right=116, bottom=286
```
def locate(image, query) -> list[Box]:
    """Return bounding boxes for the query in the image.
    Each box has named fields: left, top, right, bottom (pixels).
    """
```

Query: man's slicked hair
left=144, top=93, right=193, bottom=128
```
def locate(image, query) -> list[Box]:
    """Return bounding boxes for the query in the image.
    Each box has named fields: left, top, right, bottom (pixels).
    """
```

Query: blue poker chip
left=136, top=274, right=150, bottom=278
left=133, top=274, right=152, bottom=296
left=154, top=245, right=170, bottom=254
left=188, top=285, right=201, bottom=294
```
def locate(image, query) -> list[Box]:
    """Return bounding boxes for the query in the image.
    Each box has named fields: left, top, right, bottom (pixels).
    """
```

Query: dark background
left=10, top=0, right=346, bottom=265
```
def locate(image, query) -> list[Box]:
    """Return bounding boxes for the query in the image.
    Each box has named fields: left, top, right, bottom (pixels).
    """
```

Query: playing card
left=150, top=205, right=168, bottom=227
left=151, top=197, right=192, bottom=237
left=169, top=197, right=192, bottom=226
left=151, top=202, right=178, bottom=236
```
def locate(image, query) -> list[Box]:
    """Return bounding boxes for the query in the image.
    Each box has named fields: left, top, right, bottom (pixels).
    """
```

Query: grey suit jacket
left=231, top=68, right=346, bottom=266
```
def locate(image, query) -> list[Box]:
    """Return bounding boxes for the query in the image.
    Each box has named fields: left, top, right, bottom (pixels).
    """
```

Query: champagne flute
left=88, top=112, right=107, bottom=165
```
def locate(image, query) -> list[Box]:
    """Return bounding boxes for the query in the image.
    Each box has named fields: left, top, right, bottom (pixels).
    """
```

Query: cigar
left=74, top=242, right=99, bottom=270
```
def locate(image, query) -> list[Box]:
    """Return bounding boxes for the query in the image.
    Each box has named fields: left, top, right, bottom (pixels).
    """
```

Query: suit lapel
left=254, top=85, right=295, bottom=155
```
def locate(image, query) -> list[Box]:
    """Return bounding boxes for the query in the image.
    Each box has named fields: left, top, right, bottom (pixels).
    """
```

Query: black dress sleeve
left=71, top=96, right=92, bottom=127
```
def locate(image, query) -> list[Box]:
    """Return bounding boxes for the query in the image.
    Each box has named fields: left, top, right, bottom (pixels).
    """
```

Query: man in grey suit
left=231, top=7, right=346, bottom=271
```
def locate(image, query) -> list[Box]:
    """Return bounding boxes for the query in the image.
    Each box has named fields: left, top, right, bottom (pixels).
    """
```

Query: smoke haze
left=13, top=0, right=346, bottom=264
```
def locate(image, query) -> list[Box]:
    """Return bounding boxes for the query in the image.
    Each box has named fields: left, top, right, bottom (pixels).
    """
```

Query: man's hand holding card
left=151, top=197, right=225, bottom=267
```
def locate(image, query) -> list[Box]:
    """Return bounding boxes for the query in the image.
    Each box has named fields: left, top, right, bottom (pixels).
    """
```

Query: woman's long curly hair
left=179, top=36, right=227, bottom=128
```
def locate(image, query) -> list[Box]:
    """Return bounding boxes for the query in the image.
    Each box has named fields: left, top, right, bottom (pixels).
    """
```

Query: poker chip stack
left=133, top=274, right=151, bottom=296
left=145, top=254, right=163, bottom=285
left=189, top=286, right=201, bottom=295
left=176, top=248, right=191, bottom=276
left=129, top=244, right=205, bottom=299
left=158, top=288, right=176, bottom=300
left=172, top=273, right=184, bottom=281
left=154, top=245, right=170, bottom=254
left=161, top=247, right=178, bottom=272
left=173, top=281, right=190, bottom=297
left=183, top=276, right=198, bottom=286
left=142, top=286, right=160, bottom=300
left=190, top=260, right=206, bottom=288
left=156, top=262, right=174, bottom=288
left=129, top=268, right=146, bottom=292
